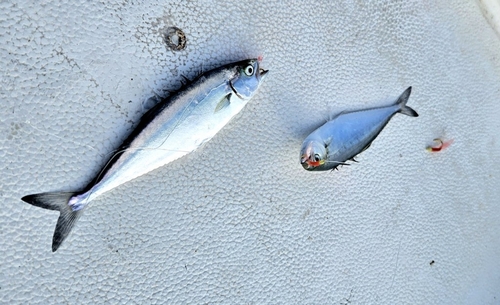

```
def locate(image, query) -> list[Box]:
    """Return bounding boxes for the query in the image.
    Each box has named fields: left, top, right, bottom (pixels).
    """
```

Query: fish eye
left=244, top=65, right=254, bottom=76
left=314, top=154, right=321, bottom=162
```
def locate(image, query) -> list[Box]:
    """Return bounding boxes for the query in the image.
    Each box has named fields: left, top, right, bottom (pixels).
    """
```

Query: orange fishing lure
left=426, top=138, right=453, bottom=152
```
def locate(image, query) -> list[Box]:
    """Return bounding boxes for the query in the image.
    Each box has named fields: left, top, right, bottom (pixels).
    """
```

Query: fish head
left=229, top=59, right=268, bottom=100
left=300, top=140, right=327, bottom=170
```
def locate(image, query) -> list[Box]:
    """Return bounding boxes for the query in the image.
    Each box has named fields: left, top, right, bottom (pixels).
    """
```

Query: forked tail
left=21, top=192, right=82, bottom=252
left=395, top=86, right=419, bottom=117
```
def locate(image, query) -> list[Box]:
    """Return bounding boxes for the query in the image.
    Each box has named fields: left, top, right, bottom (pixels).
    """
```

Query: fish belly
left=84, top=92, right=240, bottom=202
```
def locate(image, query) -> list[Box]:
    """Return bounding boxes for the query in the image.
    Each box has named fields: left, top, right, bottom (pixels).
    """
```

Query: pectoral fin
left=214, top=93, right=231, bottom=113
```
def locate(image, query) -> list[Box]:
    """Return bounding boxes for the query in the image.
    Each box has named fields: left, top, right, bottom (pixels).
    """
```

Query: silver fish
left=22, top=59, right=268, bottom=251
left=300, top=87, right=417, bottom=171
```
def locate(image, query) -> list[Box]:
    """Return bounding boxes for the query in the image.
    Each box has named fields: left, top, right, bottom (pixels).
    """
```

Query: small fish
left=22, top=59, right=268, bottom=251
left=300, top=87, right=418, bottom=171
left=426, top=138, right=453, bottom=152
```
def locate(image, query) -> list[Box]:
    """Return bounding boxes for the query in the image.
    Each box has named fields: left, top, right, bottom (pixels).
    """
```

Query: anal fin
left=361, top=142, right=372, bottom=153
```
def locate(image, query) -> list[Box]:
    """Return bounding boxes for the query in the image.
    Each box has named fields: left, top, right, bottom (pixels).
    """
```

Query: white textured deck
left=1, top=1, right=500, bottom=303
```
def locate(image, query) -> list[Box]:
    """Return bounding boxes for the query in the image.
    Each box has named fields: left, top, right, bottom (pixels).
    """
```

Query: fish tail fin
left=395, top=86, right=419, bottom=117
left=21, top=192, right=83, bottom=252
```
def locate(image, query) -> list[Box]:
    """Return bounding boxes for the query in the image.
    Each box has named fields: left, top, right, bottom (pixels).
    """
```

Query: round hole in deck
left=164, top=27, right=186, bottom=51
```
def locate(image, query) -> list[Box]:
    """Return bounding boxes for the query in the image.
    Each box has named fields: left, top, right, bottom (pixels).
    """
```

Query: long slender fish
left=300, top=87, right=417, bottom=171
left=22, top=59, right=268, bottom=251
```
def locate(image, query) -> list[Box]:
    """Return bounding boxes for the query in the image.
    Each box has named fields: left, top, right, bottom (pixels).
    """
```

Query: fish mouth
left=300, top=158, right=309, bottom=170
left=259, top=68, right=268, bottom=77
left=300, top=157, right=325, bottom=170
left=300, top=156, right=324, bottom=170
